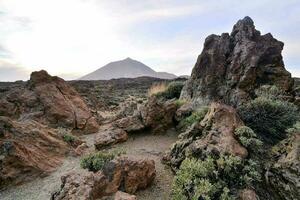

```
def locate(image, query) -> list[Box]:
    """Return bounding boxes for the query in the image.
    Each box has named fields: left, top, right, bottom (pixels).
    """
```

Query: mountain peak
left=80, top=58, right=177, bottom=80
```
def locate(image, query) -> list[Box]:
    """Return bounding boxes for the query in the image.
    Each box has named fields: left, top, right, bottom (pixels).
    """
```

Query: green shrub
left=286, top=121, right=300, bottom=134
left=238, top=97, right=299, bottom=142
left=62, top=134, right=76, bottom=144
left=80, top=151, right=115, bottom=172
left=155, top=81, right=184, bottom=99
left=175, top=99, right=186, bottom=107
left=178, top=107, right=208, bottom=129
left=234, top=126, right=263, bottom=153
left=172, top=155, right=262, bottom=200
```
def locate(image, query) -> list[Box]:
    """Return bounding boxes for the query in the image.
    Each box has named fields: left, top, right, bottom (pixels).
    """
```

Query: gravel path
left=0, top=129, right=178, bottom=200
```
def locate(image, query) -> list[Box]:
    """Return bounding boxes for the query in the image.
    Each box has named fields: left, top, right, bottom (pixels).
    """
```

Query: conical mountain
left=80, top=58, right=176, bottom=80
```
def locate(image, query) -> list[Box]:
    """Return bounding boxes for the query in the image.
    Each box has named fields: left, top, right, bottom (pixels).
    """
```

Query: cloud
left=0, top=59, right=30, bottom=81
left=0, top=0, right=299, bottom=80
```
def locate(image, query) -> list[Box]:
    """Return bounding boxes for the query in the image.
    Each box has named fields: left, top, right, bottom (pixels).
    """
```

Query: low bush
left=62, top=134, right=76, bottom=144
left=80, top=151, right=116, bottom=172
left=172, top=154, right=262, bottom=200
left=234, top=126, right=263, bottom=153
left=178, top=107, right=208, bottom=129
left=238, top=97, right=299, bottom=142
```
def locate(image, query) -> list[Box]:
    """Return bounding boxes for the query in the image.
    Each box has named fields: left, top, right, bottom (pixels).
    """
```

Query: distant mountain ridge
left=80, top=58, right=177, bottom=80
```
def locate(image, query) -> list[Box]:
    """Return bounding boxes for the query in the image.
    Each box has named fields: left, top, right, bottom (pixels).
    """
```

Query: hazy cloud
left=0, top=59, right=30, bottom=81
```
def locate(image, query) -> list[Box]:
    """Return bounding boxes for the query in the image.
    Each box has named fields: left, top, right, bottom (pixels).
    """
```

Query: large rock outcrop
left=0, top=70, right=99, bottom=134
left=52, top=157, right=155, bottom=200
left=0, top=116, right=69, bottom=188
left=181, top=16, right=293, bottom=107
left=164, top=103, right=248, bottom=169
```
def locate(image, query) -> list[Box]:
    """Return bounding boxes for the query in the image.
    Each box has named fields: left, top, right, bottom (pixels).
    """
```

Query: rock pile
left=52, top=157, right=155, bottom=200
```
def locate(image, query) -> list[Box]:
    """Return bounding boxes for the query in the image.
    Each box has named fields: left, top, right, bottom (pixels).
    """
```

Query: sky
left=0, top=0, right=299, bottom=81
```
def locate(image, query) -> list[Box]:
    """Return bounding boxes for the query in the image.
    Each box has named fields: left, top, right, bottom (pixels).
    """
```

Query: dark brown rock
left=181, top=16, right=293, bottom=107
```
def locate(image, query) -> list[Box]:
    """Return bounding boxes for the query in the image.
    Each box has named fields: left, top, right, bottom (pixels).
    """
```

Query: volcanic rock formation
left=180, top=16, right=293, bottom=107
left=0, top=70, right=99, bottom=134
left=0, top=117, right=69, bottom=188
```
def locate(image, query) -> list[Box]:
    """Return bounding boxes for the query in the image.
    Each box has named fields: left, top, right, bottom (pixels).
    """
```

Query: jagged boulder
left=0, top=70, right=99, bottom=134
left=181, top=16, right=293, bottom=107
left=52, top=157, right=155, bottom=200
left=164, top=103, right=248, bottom=169
left=0, top=116, right=69, bottom=188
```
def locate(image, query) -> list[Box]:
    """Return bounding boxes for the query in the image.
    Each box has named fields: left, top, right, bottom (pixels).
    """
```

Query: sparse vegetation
left=172, top=154, right=262, bottom=200
left=62, top=134, right=76, bottom=144
left=238, top=86, right=299, bottom=142
left=234, top=126, right=263, bottom=153
left=178, top=107, right=208, bottom=129
left=80, top=151, right=116, bottom=172
left=57, top=128, right=80, bottom=146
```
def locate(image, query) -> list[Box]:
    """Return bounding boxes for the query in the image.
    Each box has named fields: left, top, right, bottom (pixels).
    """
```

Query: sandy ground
left=0, top=128, right=178, bottom=200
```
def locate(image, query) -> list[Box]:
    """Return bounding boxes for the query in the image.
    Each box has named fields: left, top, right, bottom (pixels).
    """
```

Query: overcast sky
left=0, top=0, right=299, bottom=81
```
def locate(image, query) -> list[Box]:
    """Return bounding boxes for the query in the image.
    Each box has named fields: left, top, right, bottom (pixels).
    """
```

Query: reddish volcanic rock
left=29, top=70, right=99, bottom=134
left=0, top=116, right=69, bottom=188
left=0, top=70, right=99, bottom=134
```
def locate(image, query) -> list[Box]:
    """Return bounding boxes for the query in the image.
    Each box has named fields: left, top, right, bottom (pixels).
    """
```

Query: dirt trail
left=0, top=128, right=178, bottom=200
left=109, top=129, right=178, bottom=200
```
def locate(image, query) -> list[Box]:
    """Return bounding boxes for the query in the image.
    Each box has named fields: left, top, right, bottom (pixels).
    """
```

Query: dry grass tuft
left=148, top=82, right=167, bottom=96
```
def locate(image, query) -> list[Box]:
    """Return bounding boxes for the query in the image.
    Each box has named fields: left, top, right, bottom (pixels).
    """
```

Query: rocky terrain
left=0, top=16, right=299, bottom=200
